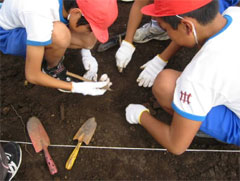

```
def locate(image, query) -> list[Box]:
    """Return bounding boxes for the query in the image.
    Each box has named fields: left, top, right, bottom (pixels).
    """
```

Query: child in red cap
left=116, top=0, right=239, bottom=88
left=125, top=0, right=240, bottom=154
left=0, top=0, right=118, bottom=95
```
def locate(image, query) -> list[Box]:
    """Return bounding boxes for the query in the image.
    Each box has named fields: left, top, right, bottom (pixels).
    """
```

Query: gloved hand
left=115, top=40, right=135, bottom=73
left=137, top=55, right=167, bottom=88
left=71, top=74, right=112, bottom=96
left=99, top=73, right=112, bottom=89
left=81, top=49, right=98, bottom=81
left=125, top=104, right=149, bottom=124
left=71, top=81, right=108, bottom=96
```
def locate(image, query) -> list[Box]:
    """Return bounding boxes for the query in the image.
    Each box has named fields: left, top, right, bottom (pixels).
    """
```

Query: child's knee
left=52, top=22, right=71, bottom=48
left=152, top=69, right=172, bottom=99
left=152, top=69, right=180, bottom=110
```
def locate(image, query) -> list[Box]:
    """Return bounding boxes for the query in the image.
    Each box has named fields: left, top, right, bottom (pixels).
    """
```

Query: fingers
left=99, top=74, right=109, bottom=82
left=116, top=58, right=130, bottom=73
left=99, top=74, right=112, bottom=90
left=92, top=74, right=98, bottom=82
left=143, top=79, right=152, bottom=87
left=83, top=71, right=97, bottom=81
left=92, top=81, right=108, bottom=88
left=115, top=40, right=135, bottom=73
left=118, top=66, right=123, bottom=73
left=140, top=62, right=147, bottom=69
left=148, top=80, right=154, bottom=88
left=90, top=89, right=107, bottom=96
left=137, top=78, right=152, bottom=87
left=83, top=59, right=98, bottom=81
left=107, top=82, right=113, bottom=88
left=116, top=57, right=124, bottom=73
left=122, top=60, right=129, bottom=69
left=83, top=61, right=90, bottom=71
left=82, top=55, right=98, bottom=78
left=86, top=81, right=108, bottom=96
left=137, top=71, right=153, bottom=88
left=136, top=71, right=144, bottom=86
left=137, top=78, right=144, bottom=87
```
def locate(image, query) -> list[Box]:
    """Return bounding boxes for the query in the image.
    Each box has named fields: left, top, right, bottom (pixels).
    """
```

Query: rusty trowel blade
left=27, top=116, right=50, bottom=153
left=73, top=117, right=97, bottom=145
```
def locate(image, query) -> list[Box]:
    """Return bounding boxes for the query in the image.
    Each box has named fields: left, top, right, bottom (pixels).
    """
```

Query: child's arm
left=25, top=45, right=72, bottom=90
left=125, top=104, right=201, bottom=155
left=140, top=111, right=201, bottom=155
left=159, top=41, right=181, bottom=61
left=115, top=0, right=150, bottom=72
left=25, top=45, right=109, bottom=96
left=124, top=0, right=150, bottom=43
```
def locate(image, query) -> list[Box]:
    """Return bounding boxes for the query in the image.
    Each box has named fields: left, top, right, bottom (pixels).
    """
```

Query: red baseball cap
left=142, top=0, right=212, bottom=17
left=76, top=0, right=118, bottom=43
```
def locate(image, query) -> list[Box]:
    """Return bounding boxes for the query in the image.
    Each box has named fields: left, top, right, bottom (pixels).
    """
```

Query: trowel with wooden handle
left=65, top=117, right=97, bottom=170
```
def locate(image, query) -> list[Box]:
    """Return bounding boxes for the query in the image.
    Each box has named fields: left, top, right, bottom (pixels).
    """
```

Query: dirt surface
left=0, top=1, right=239, bottom=180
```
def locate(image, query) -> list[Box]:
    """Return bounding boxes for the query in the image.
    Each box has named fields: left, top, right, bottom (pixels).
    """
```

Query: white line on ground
left=0, top=140, right=239, bottom=153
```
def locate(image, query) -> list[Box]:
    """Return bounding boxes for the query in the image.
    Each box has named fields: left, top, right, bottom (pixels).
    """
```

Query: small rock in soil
left=2, top=107, right=10, bottom=115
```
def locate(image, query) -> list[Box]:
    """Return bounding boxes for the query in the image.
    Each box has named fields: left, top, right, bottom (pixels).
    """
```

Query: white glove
left=125, top=104, right=149, bottom=124
left=81, top=49, right=98, bottom=81
left=71, top=81, right=108, bottom=96
left=71, top=74, right=112, bottom=96
left=115, top=40, right=135, bottom=72
left=99, top=73, right=113, bottom=89
left=137, top=55, right=167, bottom=88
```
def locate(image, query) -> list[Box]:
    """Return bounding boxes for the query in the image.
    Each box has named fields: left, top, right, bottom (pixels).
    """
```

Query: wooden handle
left=66, top=71, right=91, bottom=82
left=43, top=147, right=58, bottom=175
left=65, top=142, right=82, bottom=170
left=66, top=71, right=113, bottom=91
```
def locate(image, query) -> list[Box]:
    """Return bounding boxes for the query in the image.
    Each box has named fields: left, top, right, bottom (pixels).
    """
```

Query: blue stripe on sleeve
left=171, top=102, right=206, bottom=121
left=26, top=39, right=52, bottom=46
left=58, top=0, right=68, bottom=24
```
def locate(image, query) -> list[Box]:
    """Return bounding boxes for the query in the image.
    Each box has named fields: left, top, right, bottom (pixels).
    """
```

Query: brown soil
left=0, top=2, right=239, bottom=180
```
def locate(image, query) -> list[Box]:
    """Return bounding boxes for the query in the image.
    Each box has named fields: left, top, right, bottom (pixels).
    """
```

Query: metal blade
left=73, top=117, right=97, bottom=145
left=27, top=116, right=50, bottom=152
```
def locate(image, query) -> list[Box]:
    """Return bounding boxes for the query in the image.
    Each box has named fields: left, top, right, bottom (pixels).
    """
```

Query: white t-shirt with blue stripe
left=0, top=0, right=67, bottom=46
left=172, top=7, right=240, bottom=121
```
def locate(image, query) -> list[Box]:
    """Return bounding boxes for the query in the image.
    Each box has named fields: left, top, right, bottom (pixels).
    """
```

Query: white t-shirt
left=0, top=0, right=67, bottom=46
left=172, top=7, right=240, bottom=121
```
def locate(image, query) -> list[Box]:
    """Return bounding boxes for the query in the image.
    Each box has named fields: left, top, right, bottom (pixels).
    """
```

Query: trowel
left=27, top=116, right=58, bottom=175
left=65, top=117, right=97, bottom=170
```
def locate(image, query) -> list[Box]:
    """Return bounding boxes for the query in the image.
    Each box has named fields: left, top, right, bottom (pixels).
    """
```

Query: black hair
left=63, top=0, right=78, bottom=13
left=63, top=0, right=90, bottom=28
left=162, top=0, right=219, bottom=30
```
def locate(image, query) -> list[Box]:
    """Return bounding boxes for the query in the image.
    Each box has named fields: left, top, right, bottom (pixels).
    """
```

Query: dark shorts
left=0, top=27, right=27, bottom=57
left=219, top=0, right=240, bottom=13
left=200, top=105, right=240, bottom=146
